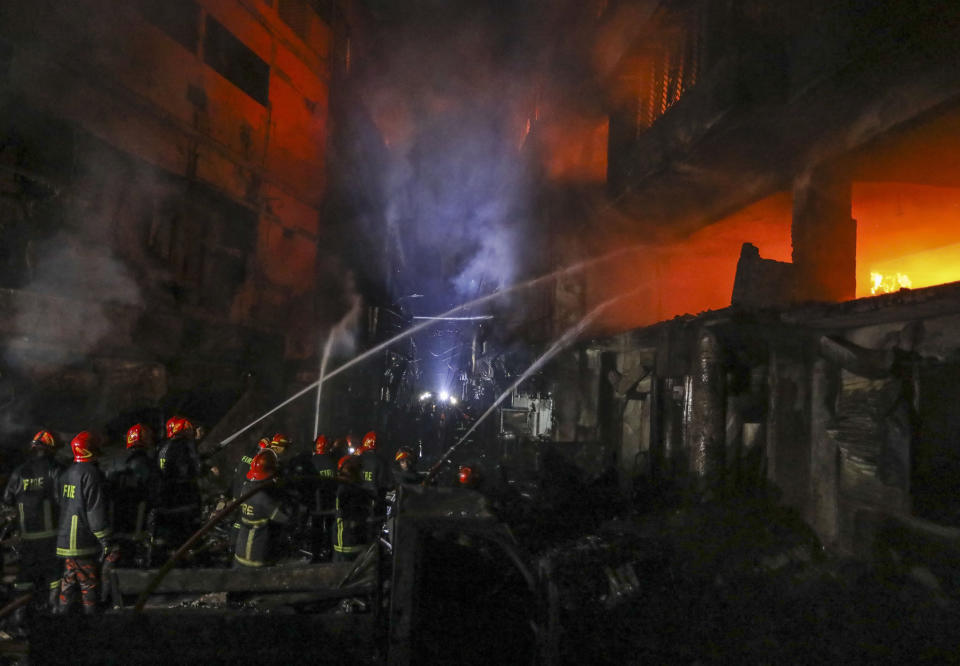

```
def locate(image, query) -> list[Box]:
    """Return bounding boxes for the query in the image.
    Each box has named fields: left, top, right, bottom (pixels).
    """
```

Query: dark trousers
left=15, top=538, right=61, bottom=603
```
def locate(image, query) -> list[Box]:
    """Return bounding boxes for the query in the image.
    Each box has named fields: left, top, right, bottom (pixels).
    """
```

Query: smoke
left=4, top=233, right=142, bottom=373
left=345, top=0, right=647, bottom=311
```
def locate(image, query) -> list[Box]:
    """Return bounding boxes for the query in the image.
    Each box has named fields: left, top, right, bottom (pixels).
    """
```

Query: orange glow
left=869, top=271, right=912, bottom=295
left=854, top=183, right=960, bottom=297
left=587, top=192, right=793, bottom=334
left=539, top=115, right=609, bottom=183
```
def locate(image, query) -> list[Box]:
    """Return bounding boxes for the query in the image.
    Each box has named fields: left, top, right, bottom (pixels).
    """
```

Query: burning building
left=4, top=0, right=960, bottom=662
left=0, top=0, right=350, bottom=439
left=528, top=0, right=960, bottom=558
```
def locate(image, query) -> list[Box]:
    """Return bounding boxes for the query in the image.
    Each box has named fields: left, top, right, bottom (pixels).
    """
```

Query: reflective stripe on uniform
left=244, top=527, right=257, bottom=562
left=18, top=501, right=57, bottom=539
left=22, top=529, right=57, bottom=541
left=234, top=553, right=266, bottom=567
left=57, top=515, right=99, bottom=556
left=56, top=545, right=99, bottom=557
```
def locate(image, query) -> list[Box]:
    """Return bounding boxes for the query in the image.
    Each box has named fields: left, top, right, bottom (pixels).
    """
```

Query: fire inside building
left=1, top=0, right=960, bottom=663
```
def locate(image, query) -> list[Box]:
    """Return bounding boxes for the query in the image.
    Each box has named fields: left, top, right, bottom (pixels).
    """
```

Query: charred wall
left=590, top=282, right=960, bottom=555
left=0, top=0, right=348, bottom=434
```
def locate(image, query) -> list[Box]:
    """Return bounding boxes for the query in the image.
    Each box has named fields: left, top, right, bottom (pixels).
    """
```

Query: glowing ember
left=870, top=271, right=912, bottom=295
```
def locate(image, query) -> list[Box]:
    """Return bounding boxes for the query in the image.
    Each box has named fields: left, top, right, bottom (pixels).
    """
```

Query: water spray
left=313, top=331, right=335, bottom=440
left=218, top=243, right=651, bottom=448
left=424, top=283, right=646, bottom=483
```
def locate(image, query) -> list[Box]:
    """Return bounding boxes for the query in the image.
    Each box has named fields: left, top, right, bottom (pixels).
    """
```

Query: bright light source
left=419, top=392, right=432, bottom=401
left=439, top=391, right=449, bottom=402
left=449, top=396, right=458, bottom=405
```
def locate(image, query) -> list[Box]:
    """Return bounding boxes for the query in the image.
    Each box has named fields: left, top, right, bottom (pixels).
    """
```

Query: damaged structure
left=0, top=0, right=350, bottom=436
left=537, top=0, right=960, bottom=560
left=4, top=0, right=960, bottom=663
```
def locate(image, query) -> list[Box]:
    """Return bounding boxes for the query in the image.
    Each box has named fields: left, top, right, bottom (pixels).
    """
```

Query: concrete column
left=809, top=358, right=840, bottom=546
left=687, top=330, right=726, bottom=498
left=792, top=166, right=856, bottom=302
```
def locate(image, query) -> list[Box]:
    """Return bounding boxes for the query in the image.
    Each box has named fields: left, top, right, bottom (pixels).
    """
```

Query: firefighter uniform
left=310, top=451, right=338, bottom=560
left=233, top=479, right=291, bottom=568
left=155, top=434, right=202, bottom=550
left=56, top=433, right=116, bottom=614
left=3, top=453, right=62, bottom=606
left=334, top=458, right=371, bottom=562
left=104, top=447, right=157, bottom=568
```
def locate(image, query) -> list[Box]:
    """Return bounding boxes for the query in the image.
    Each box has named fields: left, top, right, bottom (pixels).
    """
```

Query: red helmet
left=257, top=437, right=271, bottom=450
left=71, top=431, right=101, bottom=463
left=394, top=447, right=412, bottom=463
left=314, top=435, right=330, bottom=455
left=165, top=416, right=194, bottom=440
left=31, top=430, right=57, bottom=451
left=458, top=465, right=473, bottom=486
left=269, top=433, right=290, bottom=452
left=125, top=424, right=153, bottom=449
left=361, top=431, right=377, bottom=452
left=246, top=451, right=278, bottom=481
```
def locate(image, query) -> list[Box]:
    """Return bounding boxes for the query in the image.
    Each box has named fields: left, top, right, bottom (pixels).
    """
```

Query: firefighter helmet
left=268, top=432, right=290, bottom=455
left=71, top=431, right=101, bottom=462
left=125, top=423, right=153, bottom=449
left=30, top=430, right=57, bottom=451
left=458, top=465, right=474, bottom=486
left=394, top=447, right=413, bottom=463
left=314, top=435, right=330, bottom=455
left=165, top=416, right=194, bottom=440
left=246, top=451, right=278, bottom=481
left=361, top=430, right=377, bottom=452
left=257, top=437, right=271, bottom=450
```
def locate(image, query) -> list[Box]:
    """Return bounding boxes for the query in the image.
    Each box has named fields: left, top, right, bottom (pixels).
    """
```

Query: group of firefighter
left=0, top=415, right=481, bottom=625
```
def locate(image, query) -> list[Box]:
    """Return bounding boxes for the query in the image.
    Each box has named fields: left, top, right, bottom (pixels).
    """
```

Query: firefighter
left=333, top=456, right=370, bottom=562
left=227, top=437, right=271, bottom=550
left=233, top=451, right=291, bottom=568
left=2, top=430, right=63, bottom=621
left=154, top=416, right=202, bottom=553
left=393, top=447, right=420, bottom=486
left=55, top=432, right=118, bottom=615
left=356, top=431, right=389, bottom=541
left=357, top=431, right=389, bottom=496
left=310, top=435, right=338, bottom=561
left=104, top=424, right=159, bottom=572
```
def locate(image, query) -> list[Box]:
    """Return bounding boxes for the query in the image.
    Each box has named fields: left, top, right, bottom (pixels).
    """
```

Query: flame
left=854, top=183, right=960, bottom=297
left=869, top=271, right=912, bottom=295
